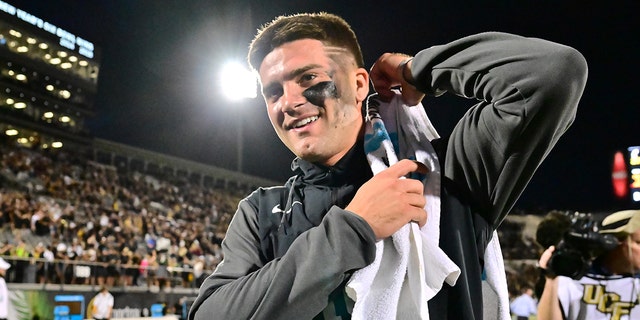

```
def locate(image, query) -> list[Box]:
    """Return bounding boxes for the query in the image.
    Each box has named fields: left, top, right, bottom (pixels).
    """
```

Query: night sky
left=5, top=0, right=639, bottom=213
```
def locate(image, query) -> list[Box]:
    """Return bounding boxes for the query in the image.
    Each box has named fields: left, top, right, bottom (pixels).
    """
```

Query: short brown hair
left=248, top=12, right=364, bottom=71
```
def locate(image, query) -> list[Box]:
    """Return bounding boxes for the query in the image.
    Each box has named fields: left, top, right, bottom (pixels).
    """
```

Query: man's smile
left=292, top=115, right=319, bottom=129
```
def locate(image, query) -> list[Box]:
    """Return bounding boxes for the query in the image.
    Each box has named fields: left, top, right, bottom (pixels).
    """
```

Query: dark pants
left=516, top=316, right=529, bottom=320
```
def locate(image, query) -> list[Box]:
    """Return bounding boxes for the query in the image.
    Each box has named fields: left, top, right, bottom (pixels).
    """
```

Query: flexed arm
left=371, top=32, right=588, bottom=226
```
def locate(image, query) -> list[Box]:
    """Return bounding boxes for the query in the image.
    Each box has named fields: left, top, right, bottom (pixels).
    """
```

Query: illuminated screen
left=628, top=146, right=640, bottom=202
left=56, top=301, right=82, bottom=314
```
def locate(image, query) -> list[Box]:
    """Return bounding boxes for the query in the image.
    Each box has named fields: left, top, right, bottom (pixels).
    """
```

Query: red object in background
left=612, top=151, right=629, bottom=199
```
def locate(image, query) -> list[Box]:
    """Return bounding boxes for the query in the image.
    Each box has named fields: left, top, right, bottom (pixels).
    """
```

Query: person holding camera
left=537, top=210, right=640, bottom=320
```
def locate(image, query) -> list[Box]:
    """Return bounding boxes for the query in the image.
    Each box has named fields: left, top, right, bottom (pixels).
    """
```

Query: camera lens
left=548, top=248, right=588, bottom=279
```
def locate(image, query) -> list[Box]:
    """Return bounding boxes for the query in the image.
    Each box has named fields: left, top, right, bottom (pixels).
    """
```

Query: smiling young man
left=259, top=38, right=369, bottom=168
left=189, top=12, right=587, bottom=319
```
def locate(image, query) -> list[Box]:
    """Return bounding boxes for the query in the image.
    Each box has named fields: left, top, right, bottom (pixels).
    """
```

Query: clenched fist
left=346, top=159, right=427, bottom=240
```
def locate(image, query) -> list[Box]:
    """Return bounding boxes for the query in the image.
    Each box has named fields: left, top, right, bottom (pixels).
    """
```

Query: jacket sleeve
left=188, top=195, right=377, bottom=319
left=410, top=32, right=588, bottom=227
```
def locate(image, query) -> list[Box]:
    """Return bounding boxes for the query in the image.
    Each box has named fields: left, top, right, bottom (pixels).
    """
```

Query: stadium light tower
left=220, top=61, right=258, bottom=172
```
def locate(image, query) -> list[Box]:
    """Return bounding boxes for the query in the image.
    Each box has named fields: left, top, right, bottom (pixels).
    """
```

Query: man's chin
left=296, top=152, right=321, bottom=162
left=294, top=148, right=325, bottom=163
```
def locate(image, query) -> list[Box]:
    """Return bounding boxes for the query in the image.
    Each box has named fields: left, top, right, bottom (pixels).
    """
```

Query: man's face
left=258, top=39, right=368, bottom=166
left=624, top=229, right=640, bottom=272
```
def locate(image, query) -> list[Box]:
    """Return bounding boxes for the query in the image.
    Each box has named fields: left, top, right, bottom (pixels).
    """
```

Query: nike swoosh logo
left=272, top=204, right=284, bottom=214
left=272, top=201, right=303, bottom=214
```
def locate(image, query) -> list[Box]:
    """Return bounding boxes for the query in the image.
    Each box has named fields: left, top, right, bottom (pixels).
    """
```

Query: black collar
left=289, top=141, right=372, bottom=187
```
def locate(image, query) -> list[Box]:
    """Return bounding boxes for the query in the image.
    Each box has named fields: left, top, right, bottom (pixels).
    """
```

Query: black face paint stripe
left=302, top=81, right=339, bottom=106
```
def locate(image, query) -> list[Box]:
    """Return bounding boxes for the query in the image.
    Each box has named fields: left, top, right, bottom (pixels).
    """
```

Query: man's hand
left=346, top=159, right=427, bottom=240
left=369, top=53, right=424, bottom=105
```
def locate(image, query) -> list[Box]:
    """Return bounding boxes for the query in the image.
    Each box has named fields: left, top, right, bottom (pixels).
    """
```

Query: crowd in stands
left=0, top=140, right=243, bottom=289
left=0, top=139, right=550, bottom=298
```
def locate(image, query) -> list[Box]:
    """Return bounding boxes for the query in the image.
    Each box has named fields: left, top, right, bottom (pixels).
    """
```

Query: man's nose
left=281, top=83, right=305, bottom=113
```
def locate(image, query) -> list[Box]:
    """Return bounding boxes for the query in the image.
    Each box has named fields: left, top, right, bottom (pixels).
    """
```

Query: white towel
left=483, top=230, right=511, bottom=320
left=346, top=91, right=510, bottom=320
left=345, top=91, right=460, bottom=320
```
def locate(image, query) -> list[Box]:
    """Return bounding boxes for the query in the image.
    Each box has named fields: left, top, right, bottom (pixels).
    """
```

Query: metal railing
left=1, top=255, right=213, bottom=292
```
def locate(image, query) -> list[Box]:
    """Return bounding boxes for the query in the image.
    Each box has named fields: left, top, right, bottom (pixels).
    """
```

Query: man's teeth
left=293, top=116, right=319, bottom=128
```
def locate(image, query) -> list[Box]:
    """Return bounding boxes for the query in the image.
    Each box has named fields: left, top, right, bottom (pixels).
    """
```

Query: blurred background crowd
left=1, top=141, right=242, bottom=290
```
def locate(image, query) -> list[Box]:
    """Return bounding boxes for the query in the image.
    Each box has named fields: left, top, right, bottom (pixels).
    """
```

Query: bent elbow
left=557, top=46, right=588, bottom=89
left=549, top=44, right=588, bottom=90
left=536, top=45, right=588, bottom=116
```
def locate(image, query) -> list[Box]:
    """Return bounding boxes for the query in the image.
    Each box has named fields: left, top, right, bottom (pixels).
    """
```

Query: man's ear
left=355, top=67, right=370, bottom=103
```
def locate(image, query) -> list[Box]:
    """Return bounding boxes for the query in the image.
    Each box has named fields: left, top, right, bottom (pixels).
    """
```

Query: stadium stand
left=0, top=138, right=248, bottom=290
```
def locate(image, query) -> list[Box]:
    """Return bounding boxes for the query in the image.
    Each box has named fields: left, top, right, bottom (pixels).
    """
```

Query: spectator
left=9, top=239, right=28, bottom=283
left=119, top=247, right=136, bottom=286
left=192, top=256, right=206, bottom=288
left=53, top=242, right=70, bottom=284
left=510, top=285, right=537, bottom=320
left=91, top=285, right=114, bottom=320
left=30, top=242, right=46, bottom=283
left=0, top=257, right=10, bottom=320
left=42, top=245, right=55, bottom=284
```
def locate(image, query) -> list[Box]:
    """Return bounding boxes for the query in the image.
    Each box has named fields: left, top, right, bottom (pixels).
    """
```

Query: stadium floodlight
left=220, top=61, right=257, bottom=101
left=219, top=60, right=258, bottom=173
